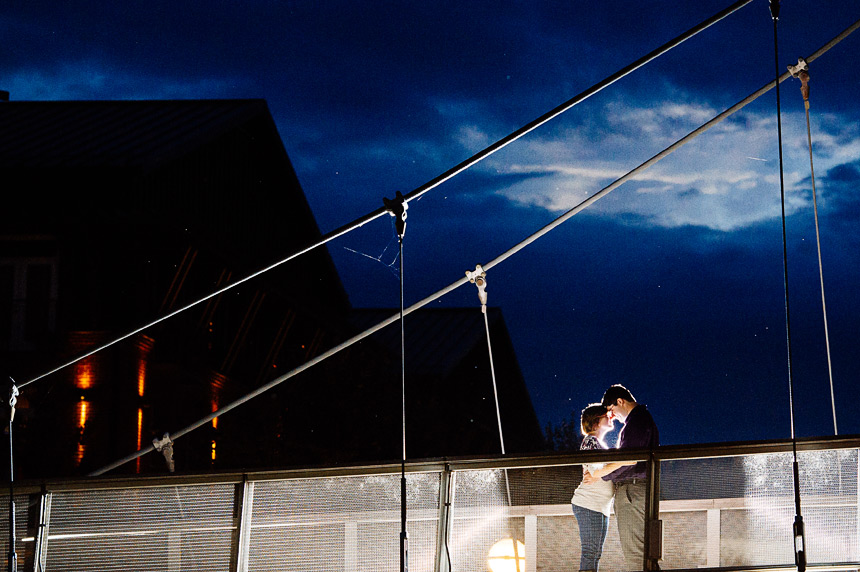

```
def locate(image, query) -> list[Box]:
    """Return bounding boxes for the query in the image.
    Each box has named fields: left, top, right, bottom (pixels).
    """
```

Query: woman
left=570, top=404, right=615, bottom=572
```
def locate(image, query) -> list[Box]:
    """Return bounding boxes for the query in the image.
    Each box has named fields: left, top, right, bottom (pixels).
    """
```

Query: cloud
left=478, top=98, right=860, bottom=232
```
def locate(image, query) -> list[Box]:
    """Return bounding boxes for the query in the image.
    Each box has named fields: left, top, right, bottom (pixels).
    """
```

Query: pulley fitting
left=152, top=433, right=175, bottom=473
left=8, top=380, right=19, bottom=423
left=383, top=191, right=408, bottom=238
left=466, top=264, right=488, bottom=312
left=788, top=58, right=810, bottom=104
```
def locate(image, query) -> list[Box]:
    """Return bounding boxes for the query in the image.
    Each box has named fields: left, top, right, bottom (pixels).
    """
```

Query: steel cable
left=90, top=14, right=860, bottom=477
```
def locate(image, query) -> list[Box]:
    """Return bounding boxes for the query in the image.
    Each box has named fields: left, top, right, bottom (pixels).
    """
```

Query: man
left=584, top=384, right=659, bottom=570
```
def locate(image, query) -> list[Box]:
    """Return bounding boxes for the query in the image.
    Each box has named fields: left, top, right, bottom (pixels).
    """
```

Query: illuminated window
left=75, top=397, right=90, bottom=467
left=75, top=361, right=93, bottom=390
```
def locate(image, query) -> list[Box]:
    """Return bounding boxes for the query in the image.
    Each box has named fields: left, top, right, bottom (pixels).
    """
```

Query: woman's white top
left=570, top=434, right=615, bottom=516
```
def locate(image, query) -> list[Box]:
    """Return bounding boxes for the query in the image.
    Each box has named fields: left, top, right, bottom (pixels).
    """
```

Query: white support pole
left=855, top=453, right=859, bottom=560
left=32, top=492, right=52, bottom=572
left=525, top=514, right=537, bottom=572
left=235, top=481, right=255, bottom=572
left=434, top=468, right=454, bottom=572
left=706, top=508, right=721, bottom=567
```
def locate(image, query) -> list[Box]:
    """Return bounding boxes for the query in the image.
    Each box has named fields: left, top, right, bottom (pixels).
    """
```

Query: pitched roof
left=0, top=99, right=274, bottom=169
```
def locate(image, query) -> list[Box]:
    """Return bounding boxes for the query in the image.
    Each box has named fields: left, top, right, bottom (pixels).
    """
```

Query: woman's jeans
left=571, top=503, right=609, bottom=571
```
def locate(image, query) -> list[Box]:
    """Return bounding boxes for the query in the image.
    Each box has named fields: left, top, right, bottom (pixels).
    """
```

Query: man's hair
left=601, top=384, right=635, bottom=406
left=580, top=403, right=607, bottom=436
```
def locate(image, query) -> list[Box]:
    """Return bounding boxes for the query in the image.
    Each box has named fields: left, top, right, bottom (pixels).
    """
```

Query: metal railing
left=3, top=435, right=858, bottom=572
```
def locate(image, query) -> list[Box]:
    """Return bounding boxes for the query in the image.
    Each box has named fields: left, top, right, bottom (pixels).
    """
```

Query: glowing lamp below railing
left=487, top=538, right=525, bottom=572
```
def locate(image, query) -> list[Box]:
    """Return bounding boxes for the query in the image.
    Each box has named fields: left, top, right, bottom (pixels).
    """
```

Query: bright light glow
left=136, top=407, right=143, bottom=470
left=488, top=538, right=525, bottom=572
left=211, top=440, right=217, bottom=462
left=137, top=363, right=146, bottom=397
left=77, top=398, right=89, bottom=428
left=75, top=362, right=93, bottom=390
left=75, top=398, right=90, bottom=467
left=210, top=372, right=226, bottom=429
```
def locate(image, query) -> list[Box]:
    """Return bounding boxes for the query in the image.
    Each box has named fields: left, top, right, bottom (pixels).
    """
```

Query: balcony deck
left=4, top=435, right=859, bottom=571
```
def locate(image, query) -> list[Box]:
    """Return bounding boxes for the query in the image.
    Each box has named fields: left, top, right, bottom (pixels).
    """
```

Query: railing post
left=524, top=514, right=537, bottom=572
left=856, top=452, right=859, bottom=561
left=434, top=465, right=454, bottom=572
left=706, top=508, right=721, bottom=567
left=644, top=451, right=662, bottom=571
left=232, top=479, right=254, bottom=572
left=31, top=492, right=50, bottom=572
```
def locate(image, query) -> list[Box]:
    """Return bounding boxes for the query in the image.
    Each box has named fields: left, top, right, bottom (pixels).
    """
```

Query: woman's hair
left=580, top=403, right=607, bottom=436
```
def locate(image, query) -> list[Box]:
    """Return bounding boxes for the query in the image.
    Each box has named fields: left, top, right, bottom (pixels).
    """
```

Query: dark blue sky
left=5, top=0, right=860, bottom=446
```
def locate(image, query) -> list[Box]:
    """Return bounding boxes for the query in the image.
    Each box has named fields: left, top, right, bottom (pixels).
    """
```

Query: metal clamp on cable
left=788, top=57, right=810, bottom=105
left=383, top=191, right=408, bottom=238
left=152, top=433, right=175, bottom=473
left=8, top=381, right=19, bottom=423
left=794, top=515, right=807, bottom=571
left=466, top=264, right=488, bottom=313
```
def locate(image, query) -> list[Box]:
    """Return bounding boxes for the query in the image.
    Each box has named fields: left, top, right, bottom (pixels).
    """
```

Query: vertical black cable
left=399, top=232, right=408, bottom=572
left=383, top=191, right=409, bottom=572
left=769, top=2, right=806, bottom=570
left=383, top=193, right=409, bottom=572
left=7, top=382, right=18, bottom=572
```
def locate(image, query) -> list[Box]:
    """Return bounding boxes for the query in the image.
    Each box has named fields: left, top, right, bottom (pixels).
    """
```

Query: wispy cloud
left=467, top=98, right=860, bottom=232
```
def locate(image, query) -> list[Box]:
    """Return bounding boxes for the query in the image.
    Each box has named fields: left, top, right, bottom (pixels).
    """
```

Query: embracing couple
left=570, top=384, right=660, bottom=572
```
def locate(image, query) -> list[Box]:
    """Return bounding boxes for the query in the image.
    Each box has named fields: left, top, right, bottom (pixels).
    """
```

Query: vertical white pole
left=525, top=514, right=537, bottom=572
left=707, top=508, right=721, bottom=567
left=235, top=481, right=255, bottom=572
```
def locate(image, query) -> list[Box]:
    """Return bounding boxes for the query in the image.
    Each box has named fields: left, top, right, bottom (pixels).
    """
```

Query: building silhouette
left=0, top=99, right=543, bottom=479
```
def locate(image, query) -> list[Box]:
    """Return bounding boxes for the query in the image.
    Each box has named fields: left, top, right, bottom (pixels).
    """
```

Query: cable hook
left=152, top=433, right=175, bottom=473
left=8, top=381, right=18, bottom=424
left=788, top=57, right=810, bottom=105
left=466, top=264, right=488, bottom=313
left=383, top=191, right=408, bottom=238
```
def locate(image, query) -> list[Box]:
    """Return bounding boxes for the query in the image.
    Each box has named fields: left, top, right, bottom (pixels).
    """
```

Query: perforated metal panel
left=0, top=493, right=34, bottom=571
left=660, top=448, right=859, bottom=569
left=45, top=484, right=236, bottom=571
left=246, top=472, right=440, bottom=572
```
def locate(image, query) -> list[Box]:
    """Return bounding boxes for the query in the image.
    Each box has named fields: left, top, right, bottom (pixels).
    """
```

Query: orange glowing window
left=75, top=362, right=93, bottom=390
left=211, top=440, right=217, bottom=461
left=137, top=363, right=146, bottom=397
left=137, top=408, right=143, bottom=449
left=77, top=398, right=89, bottom=428
left=75, top=443, right=86, bottom=467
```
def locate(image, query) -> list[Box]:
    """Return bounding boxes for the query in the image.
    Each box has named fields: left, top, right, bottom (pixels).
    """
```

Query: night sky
left=5, top=0, right=860, bottom=447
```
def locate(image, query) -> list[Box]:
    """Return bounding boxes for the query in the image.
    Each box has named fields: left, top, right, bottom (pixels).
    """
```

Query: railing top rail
left=12, top=434, right=859, bottom=494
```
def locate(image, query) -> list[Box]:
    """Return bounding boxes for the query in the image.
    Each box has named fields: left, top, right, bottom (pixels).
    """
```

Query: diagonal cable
left=90, top=17, right=860, bottom=476
left=21, top=0, right=754, bottom=390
